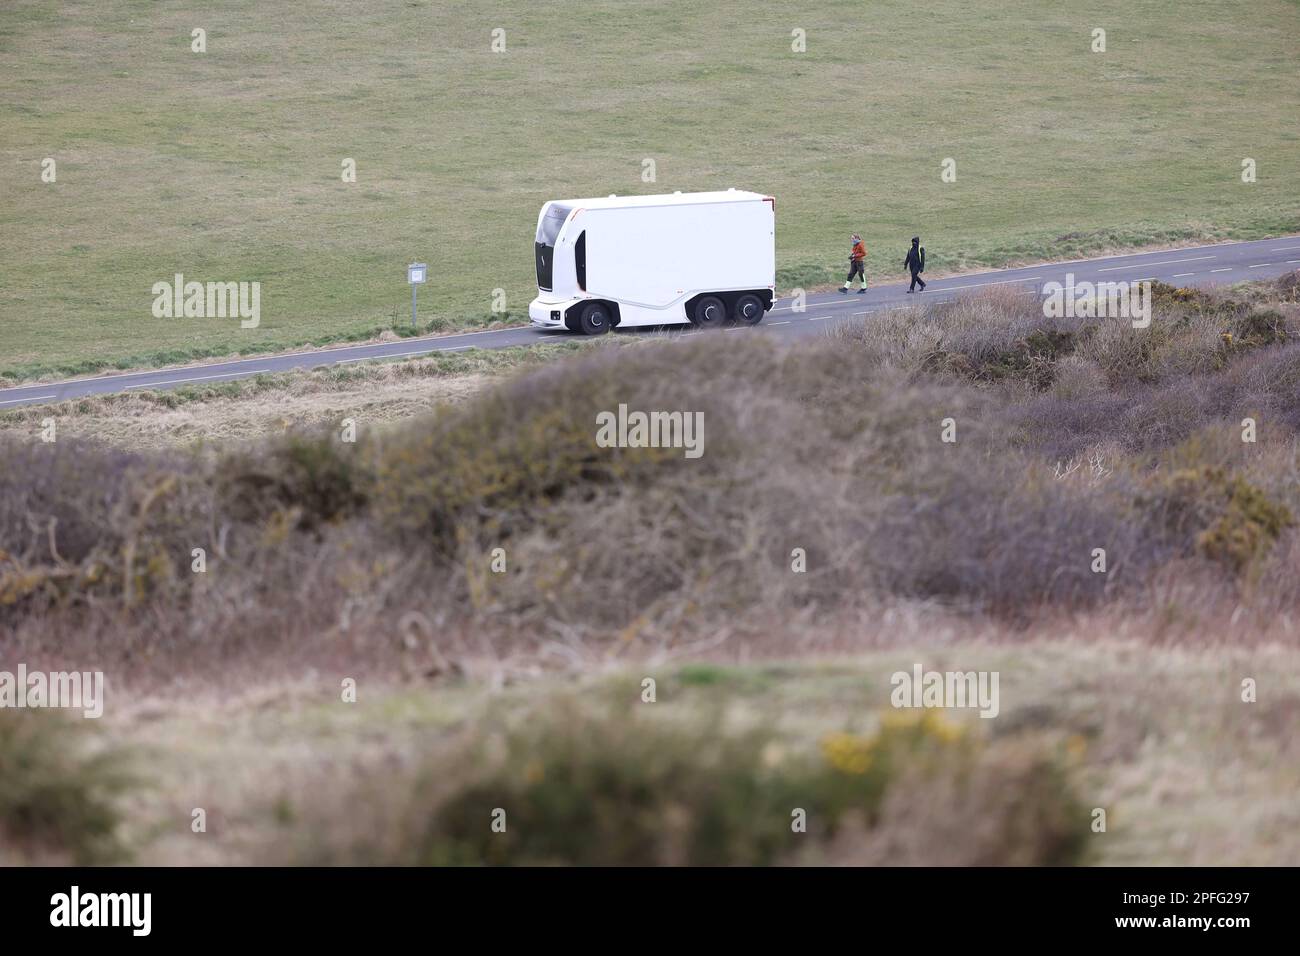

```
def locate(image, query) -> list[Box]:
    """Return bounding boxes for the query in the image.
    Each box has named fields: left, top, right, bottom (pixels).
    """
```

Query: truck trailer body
left=529, top=189, right=776, bottom=334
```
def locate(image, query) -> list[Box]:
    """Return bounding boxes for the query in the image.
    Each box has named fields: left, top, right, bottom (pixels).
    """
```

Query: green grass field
left=2, top=0, right=1298, bottom=379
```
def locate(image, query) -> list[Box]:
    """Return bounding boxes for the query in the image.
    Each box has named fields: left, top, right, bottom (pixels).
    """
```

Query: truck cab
left=531, top=202, right=588, bottom=330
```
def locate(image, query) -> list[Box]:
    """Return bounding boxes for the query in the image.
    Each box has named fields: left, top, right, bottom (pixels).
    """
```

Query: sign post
left=407, top=262, right=427, bottom=329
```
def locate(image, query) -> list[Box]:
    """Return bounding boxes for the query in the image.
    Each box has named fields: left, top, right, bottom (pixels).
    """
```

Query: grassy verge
left=0, top=312, right=527, bottom=386
left=0, top=341, right=605, bottom=448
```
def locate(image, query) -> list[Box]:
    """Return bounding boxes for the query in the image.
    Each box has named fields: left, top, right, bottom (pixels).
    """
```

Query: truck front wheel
left=578, top=301, right=612, bottom=335
left=692, top=295, right=727, bottom=329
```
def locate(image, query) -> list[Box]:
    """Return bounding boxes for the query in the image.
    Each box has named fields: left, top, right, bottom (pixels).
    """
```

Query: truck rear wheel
left=692, top=295, right=727, bottom=329
left=733, top=293, right=765, bottom=325
left=578, top=301, right=611, bottom=335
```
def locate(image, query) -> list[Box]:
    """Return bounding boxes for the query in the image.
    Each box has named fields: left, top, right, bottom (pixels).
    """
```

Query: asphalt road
left=2, top=235, right=1297, bottom=411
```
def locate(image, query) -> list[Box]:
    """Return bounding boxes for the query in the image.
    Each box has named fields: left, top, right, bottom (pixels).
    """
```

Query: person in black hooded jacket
left=904, top=237, right=926, bottom=292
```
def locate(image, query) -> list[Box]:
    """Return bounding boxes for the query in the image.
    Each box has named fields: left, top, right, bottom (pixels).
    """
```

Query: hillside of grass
left=2, top=0, right=1298, bottom=378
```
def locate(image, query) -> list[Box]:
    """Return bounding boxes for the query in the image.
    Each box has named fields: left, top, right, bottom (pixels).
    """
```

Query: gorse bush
left=1226, top=309, right=1289, bottom=350
left=1148, top=280, right=1210, bottom=310
left=371, top=383, right=679, bottom=557
left=842, top=729, right=1089, bottom=866
left=0, top=438, right=211, bottom=615
left=282, top=695, right=1087, bottom=866
left=216, top=431, right=370, bottom=532
left=1143, top=465, right=1295, bottom=573
left=834, top=281, right=1298, bottom=392
left=0, top=710, right=131, bottom=864
left=1, top=279, right=1297, bottom=668
left=416, top=700, right=810, bottom=866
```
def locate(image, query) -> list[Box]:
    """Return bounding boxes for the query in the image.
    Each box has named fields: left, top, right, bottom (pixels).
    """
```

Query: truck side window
left=575, top=231, right=586, bottom=290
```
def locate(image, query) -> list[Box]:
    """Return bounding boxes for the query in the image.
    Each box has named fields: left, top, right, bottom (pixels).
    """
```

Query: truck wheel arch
left=685, top=290, right=773, bottom=326
left=565, top=299, right=620, bottom=332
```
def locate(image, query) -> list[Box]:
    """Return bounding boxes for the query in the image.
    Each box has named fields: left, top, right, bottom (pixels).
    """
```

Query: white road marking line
left=769, top=320, right=791, bottom=325
left=725, top=327, right=747, bottom=333
left=0, top=394, right=58, bottom=406
left=1289, top=260, right=1300, bottom=264
left=775, top=301, right=865, bottom=312
left=808, top=315, right=829, bottom=321
left=1248, top=263, right=1272, bottom=269
left=1210, top=268, right=1232, bottom=273
left=1172, top=273, right=1195, bottom=278
left=1271, top=244, right=1300, bottom=252
left=359, top=345, right=476, bottom=360
left=124, top=369, right=272, bottom=389
left=772, top=302, right=837, bottom=312
left=1096, top=256, right=1215, bottom=272
left=935, top=276, right=1041, bottom=291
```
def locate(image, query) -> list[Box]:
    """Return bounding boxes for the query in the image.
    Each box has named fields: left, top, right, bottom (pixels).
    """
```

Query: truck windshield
left=535, top=204, right=571, bottom=290
left=535, top=205, right=572, bottom=245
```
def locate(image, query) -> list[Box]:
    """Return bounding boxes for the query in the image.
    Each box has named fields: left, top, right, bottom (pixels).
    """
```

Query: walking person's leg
left=844, top=259, right=863, bottom=292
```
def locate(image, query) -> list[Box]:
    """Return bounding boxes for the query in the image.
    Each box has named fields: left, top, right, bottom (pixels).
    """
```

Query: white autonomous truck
left=529, top=189, right=776, bottom=335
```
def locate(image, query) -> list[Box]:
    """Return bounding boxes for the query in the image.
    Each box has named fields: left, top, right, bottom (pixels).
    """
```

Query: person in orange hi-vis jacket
left=840, top=234, right=868, bottom=294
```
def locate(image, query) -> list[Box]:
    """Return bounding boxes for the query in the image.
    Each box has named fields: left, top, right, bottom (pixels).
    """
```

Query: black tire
left=578, top=301, right=611, bottom=336
left=692, top=295, right=727, bottom=329
left=733, top=293, right=765, bottom=325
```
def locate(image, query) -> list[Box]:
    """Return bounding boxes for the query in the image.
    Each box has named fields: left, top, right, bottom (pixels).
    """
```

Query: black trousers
left=909, top=269, right=926, bottom=291
left=846, top=259, right=865, bottom=284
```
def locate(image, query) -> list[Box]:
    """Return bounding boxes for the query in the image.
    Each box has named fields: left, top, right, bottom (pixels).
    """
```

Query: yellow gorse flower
left=820, top=732, right=875, bottom=775
left=1066, top=734, right=1088, bottom=760
left=823, top=711, right=967, bottom=774
left=880, top=708, right=967, bottom=743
